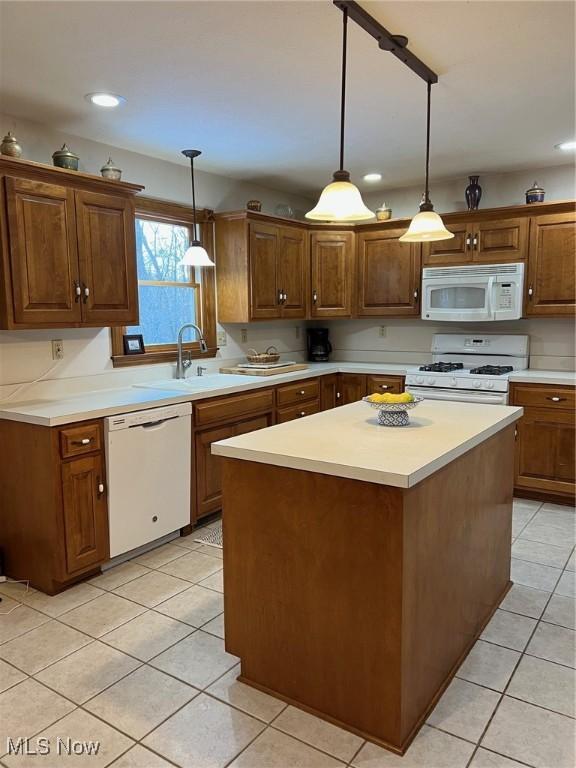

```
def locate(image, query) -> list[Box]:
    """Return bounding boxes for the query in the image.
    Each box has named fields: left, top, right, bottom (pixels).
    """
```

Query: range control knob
left=450, top=377, right=457, bottom=387
left=415, top=376, right=424, bottom=385
left=429, top=377, right=436, bottom=385
left=486, top=381, right=495, bottom=389
left=473, top=380, right=482, bottom=389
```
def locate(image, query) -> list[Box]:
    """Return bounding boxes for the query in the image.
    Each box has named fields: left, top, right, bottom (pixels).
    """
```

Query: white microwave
left=421, top=262, right=525, bottom=322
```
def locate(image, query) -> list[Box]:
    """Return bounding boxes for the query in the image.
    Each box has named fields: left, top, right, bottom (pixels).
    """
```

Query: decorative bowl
left=362, top=395, right=423, bottom=427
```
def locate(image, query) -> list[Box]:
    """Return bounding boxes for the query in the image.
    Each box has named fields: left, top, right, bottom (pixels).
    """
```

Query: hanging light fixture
left=400, top=83, right=453, bottom=243
left=306, top=8, right=374, bottom=222
left=179, top=149, right=215, bottom=267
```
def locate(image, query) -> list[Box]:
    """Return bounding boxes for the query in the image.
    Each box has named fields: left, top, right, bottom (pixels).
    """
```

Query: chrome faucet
left=175, top=323, right=208, bottom=379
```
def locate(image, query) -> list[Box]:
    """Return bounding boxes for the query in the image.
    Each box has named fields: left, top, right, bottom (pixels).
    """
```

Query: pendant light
left=400, top=83, right=453, bottom=242
left=306, top=8, right=374, bottom=222
left=179, top=149, right=215, bottom=267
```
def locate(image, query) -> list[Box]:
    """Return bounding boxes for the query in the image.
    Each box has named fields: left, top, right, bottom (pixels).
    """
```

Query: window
left=111, top=197, right=216, bottom=366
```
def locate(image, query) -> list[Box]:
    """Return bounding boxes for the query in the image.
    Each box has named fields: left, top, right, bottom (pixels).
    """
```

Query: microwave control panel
left=494, top=282, right=514, bottom=311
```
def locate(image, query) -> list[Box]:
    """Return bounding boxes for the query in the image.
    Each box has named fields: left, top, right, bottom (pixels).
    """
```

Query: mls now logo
left=7, top=737, right=100, bottom=756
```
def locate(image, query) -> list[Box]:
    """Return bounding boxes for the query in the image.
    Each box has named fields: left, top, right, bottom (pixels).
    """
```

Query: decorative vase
left=246, top=199, right=262, bottom=212
left=465, top=175, right=482, bottom=210
left=525, top=181, right=545, bottom=204
left=0, top=131, right=22, bottom=158
left=52, top=144, right=79, bottom=171
left=375, top=202, right=392, bottom=221
left=100, top=157, right=122, bottom=180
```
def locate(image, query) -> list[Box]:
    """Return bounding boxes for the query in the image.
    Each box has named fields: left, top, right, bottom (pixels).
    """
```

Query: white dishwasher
left=105, top=402, right=192, bottom=557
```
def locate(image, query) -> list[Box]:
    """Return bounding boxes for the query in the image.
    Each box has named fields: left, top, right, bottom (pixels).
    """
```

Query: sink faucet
left=197, top=366, right=207, bottom=377
left=176, top=323, right=208, bottom=379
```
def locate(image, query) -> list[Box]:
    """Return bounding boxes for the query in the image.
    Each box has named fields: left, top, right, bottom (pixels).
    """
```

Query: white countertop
left=212, top=399, right=523, bottom=489
left=0, top=361, right=571, bottom=427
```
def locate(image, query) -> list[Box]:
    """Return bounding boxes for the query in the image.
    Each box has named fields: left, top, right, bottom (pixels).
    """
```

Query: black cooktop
left=419, top=362, right=464, bottom=373
left=469, top=365, right=513, bottom=376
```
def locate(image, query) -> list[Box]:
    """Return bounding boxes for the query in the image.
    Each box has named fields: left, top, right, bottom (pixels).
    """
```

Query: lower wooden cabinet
left=366, top=375, right=404, bottom=395
left=320, top=374, right=339, bottom=410
left=193, top=397, right=274, bottom=523
left=0, top=418, right=109, bottom=594
left=62, top=453, right=109, bottom=574
left=510, top=383, right=576, bottom=502
left=337, top=373, right=367, bottom=405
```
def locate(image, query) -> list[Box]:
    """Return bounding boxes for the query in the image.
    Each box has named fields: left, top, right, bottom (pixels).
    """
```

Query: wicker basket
left=246, top=346, right=280, bottom=364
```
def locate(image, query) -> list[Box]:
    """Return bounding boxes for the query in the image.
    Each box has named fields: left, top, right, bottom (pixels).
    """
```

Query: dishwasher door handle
left=129, top=415, right=180, bottom=430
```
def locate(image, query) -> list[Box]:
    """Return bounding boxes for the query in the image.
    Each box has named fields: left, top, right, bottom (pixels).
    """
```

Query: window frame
left=111, top=196, right=217, bottom=367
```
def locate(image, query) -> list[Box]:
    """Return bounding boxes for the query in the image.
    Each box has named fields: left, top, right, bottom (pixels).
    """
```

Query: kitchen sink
left=134, top=374, right=259, bottom=393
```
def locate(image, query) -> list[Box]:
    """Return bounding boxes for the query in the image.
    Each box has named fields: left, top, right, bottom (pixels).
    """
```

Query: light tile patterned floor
left=0, top=504, right=574, bottom=768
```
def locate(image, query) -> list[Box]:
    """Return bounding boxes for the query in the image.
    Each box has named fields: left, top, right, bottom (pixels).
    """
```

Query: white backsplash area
left=321, top=317, right=576, bottom=371
left=0, top=322, right=307, bottom=402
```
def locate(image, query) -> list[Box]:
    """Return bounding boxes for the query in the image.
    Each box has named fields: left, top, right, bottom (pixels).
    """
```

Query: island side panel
left=222, top=458, right=407, bottom=749
left=399, top=424, right=515, bottom=746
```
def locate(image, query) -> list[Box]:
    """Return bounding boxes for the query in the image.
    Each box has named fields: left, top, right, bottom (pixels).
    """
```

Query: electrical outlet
left=217, top=330, right=227, bottom=347
left=379, top=326, right=386, bottom=338
left=52, top=339, right=64, bottom=360
left=241, top=328, right=248, bottom=343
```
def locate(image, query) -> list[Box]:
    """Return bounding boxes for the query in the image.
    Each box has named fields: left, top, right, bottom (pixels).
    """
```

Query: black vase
left=465, top=175, right=482, bottom=210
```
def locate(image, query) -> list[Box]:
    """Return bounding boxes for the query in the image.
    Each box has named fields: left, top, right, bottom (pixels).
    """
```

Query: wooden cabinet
left=310, top=231, right=355, bottom=317
left=216, top=213, right=307, bottom=321
left=193, top=389, right=275, bottom=522
left=525, top=212, right=576, bottom=316
left=366, top=375, right=404, bottom=395
left=337, top=373, right=367, bottom=405
left=0, top=417, right=109, bottom=594
left=320, top=374, right=339, bottom=410
left=423, top=217, right=528, bottom=266
left=276, top=377, right=320, bottom=423
left=61, top=453, right=108, bottom=574
left=510, top=383, right=576, bottom=502
left=0, top=157, right=143, bottom=329
left=357, top=229, right=421, bottom=316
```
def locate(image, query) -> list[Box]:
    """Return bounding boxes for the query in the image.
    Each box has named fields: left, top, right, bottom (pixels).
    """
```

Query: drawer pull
left=300, top=411, right=306, bottom=417
left=380, top=385, right=389, bottom=390
left=73, top=438, right=92, bottom=446
left=74, top=281, right=82, bottom=302
left=299, top=390, right=306, bottom=395
left=336, top=392, right=341, bottom=399
left=547, top=396, right=566, bottom=402
left=312, top=290, right=318, bottom=304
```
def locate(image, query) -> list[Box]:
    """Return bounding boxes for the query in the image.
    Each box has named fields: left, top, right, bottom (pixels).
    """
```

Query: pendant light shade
left=400, top=83, right=453, bottom=243
left=306, top=9, right=374, bottom=222
left=306, top=171, right=374, bottom=222
left=179, top=149, right=215, bottom=267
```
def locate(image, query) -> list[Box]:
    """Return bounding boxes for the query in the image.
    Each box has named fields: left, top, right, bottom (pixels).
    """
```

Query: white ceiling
left=0, top=1, right=574, bottom=196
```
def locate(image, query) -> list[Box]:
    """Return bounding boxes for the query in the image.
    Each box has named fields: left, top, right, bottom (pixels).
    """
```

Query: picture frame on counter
left=123, top=333, right=145, bottom=355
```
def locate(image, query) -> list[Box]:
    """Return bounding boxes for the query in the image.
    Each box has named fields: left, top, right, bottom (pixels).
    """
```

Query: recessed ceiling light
left=555, top=140, right=576, bottom=151
left=363, top=173, right=382, bottom=183
left=85, top=93, right=125, bottom=108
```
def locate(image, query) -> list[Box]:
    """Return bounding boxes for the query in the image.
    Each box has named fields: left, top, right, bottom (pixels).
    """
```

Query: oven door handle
left=406, top=386, right=507, bottom=405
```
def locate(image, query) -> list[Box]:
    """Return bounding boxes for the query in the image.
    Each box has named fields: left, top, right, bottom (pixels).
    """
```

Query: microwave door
left=422, top=277, right=492, bottom=321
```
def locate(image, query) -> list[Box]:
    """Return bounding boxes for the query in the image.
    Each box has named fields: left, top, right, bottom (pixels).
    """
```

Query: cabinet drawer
left=511, top=384, right=575, bottom=411
left=366, top=375, right=404, bottom=395
left=277, top=400, right=320, bottom=423
left=60, top=422, right=102, bottom=459
left=194, top=389, right=274, bottom=427
left=276, top=378, right=319, bottom=406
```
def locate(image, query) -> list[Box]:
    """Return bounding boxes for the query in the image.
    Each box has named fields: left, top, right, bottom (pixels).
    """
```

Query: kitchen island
left=212, top=399, right=523, bottom=755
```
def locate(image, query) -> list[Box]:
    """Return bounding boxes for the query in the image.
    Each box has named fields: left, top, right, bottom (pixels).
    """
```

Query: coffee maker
left=307, top=328, right=332, bottom=362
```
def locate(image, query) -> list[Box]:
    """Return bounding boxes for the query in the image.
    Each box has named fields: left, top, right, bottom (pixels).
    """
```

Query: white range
left=405, top=333, right=529, bottom=405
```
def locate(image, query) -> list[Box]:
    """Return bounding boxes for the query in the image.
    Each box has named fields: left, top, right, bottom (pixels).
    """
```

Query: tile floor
left=0, top=501, right=574, bottom=768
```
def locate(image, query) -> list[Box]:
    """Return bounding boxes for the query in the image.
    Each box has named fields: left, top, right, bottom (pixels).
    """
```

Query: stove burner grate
left=419, top=362, right=464, bottom=373
left=469, top=365, right=513, bottom=376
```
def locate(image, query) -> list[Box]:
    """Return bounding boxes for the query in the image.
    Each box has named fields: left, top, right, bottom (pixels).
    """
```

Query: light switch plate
left=217, top=330, right=227, bottom=346
left=52, top=339, right=64, bottom=360
left=241, top=328, right=248, bottom=343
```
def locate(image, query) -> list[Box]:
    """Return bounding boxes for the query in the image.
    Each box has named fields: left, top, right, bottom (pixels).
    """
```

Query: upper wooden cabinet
left=423, top=217, right=528, bottom=265
left=0, top=156, right=143, bottom=329
left=525, top=212, right=576, bottom=316
left=310, top=231, right=354, bottom=318
left=215, top=213, right=308, bottom=322
left=357, top=229, right=421, bottom=316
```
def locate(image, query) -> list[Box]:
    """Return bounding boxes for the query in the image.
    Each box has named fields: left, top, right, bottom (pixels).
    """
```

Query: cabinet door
left=338, top=373, right=367, bottom=405
left=75, top=191, right=138, bottom=325
left=4, top=176, right=82, bottom=324
left=515, top=408, right=575, bottom=498
left=472, top=218, right=528, bottom=263
left=249, top=223, right=281, bottom=319
left=310, top=232, right=354, bottom=317
left=357, top=230, right=421, bottom=316
left=525, top=213, right=576, bottom=316
left=422, top=223, right=471, bottom=266
left=61, top=454, right=109, bottom=575
left=279, top=227, right=307, bottom=318
left=194, top=414, right=272, bottom=522
left=320, top=374, right=339, bottom=411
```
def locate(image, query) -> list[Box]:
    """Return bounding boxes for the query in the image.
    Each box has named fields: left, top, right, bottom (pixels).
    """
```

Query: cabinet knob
left=73, top=281, right=82, bottom=302
left=312, top=290, right=318, bottom=304
left=472, top=234, right=478, bottom=248
left=72, top=437, right=92, bottom=446
left=96, top=478, right=105, bottom=498
left=283, top=292, right=288, bottom=303
left=299, top=390, right=305, bottom=395
left=413, top=288, right=419, bottom=300
left=336, top=392, right=341, bottom=399
left=528, top=286, right=534, bottom=298
left=82, top=284, right=90, bottom=303
left=277, top=289, right=283, bottom=305
left=547, top=396, right=565, bottom=402
left=466, top=234, right=471, bottom=248
left=380, top=385, right=389, bottom=390
left=300, top=411, right=306, bottom=417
